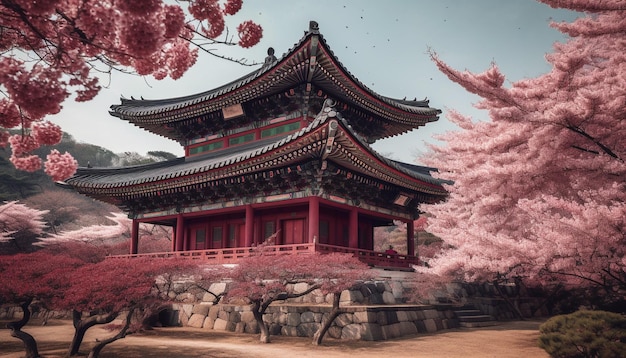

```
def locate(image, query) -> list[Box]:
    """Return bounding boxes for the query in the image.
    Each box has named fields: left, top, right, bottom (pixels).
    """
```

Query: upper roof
left=66, top=100, right=448, bottom=210
left=110, top=21, right=441, bottom=143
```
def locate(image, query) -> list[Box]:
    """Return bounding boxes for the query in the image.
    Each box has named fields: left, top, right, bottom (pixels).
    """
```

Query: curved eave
left=109, top=24, right=440, bottom=141
left=65, top=113, right=332, bottom=200
left=66, top=104, right=447, bottom=203
left=325, top=118, right=448, bottom=197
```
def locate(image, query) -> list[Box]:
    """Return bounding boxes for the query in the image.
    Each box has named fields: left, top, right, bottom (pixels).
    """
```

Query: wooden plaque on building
left=222, top=103, right=245, bottom=120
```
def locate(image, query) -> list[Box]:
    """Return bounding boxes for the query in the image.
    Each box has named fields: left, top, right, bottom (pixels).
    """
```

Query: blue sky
left=50, top=0, right=580, bottom=164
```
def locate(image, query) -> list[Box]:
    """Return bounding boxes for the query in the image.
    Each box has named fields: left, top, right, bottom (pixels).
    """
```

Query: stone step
left=454, top=309, right=483, bottom=316
left=458, top=314, right=495, bottom=323
left=459, top=321, right=500, bottom=328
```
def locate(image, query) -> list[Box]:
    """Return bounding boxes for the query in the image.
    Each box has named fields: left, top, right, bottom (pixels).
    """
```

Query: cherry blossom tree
left=0, top=201, right=48, bottom=252
left=311, top=253, right=373, bottom=345
left=226, top=248, right=371, bottom=343
left=0, top=251, right=84, bottom=358
left=60, top=257, right=197, bottom=357
left=0, top=0, right=262, bottom=180
left=417, top=0, right=625, bottom=309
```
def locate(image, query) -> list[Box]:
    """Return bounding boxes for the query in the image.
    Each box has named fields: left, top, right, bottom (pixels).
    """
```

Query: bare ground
left=0, top=319, right=548, bottom=358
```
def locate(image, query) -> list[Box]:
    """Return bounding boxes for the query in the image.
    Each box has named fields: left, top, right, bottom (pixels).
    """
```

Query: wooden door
left=281, top=219, right=305, bottom=245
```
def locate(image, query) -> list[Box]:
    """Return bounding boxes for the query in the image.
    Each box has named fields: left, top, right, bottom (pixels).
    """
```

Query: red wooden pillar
left=171, top=226, right=176, bottom=251
left=349, top=207, right=358, bottom=248
left=130, top=219, right=139, bottom=255
left=407, top=219, right=415, bottom=256
left=245, top=205, right=254, bottom=247
left=308, top=196, right=320, bottom=244
left=175, top=213, right=185, bottom=251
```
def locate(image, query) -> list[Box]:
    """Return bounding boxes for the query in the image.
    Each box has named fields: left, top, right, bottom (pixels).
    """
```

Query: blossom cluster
left=0, top=0, right=262, bottom=180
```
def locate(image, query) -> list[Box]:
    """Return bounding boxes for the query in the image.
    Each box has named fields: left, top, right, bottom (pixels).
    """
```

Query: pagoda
left=65, top=21, right=448, bottom=268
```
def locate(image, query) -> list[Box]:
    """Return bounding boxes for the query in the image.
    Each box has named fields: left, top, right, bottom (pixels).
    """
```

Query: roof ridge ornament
left=308, top=20, right=319, bottom=34
left=263, top=47, right=277, bottom=67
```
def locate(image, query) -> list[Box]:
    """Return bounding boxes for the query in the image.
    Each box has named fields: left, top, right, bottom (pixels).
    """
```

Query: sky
left=50, top=0, right=581, bottom=164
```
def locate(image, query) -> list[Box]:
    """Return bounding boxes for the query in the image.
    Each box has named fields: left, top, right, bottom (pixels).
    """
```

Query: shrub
left=538, top=310, right=626, bottom=358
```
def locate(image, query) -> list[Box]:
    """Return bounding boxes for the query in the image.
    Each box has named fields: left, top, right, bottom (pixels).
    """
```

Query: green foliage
left=538, top=310, right=626, bottom=358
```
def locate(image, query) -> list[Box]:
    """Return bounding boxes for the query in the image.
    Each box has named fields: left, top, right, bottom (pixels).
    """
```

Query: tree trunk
left=69, top=310, right=117, bottom=356
left=312, top=292, right=341, bottom=345
left=87, top=308, right=134, bottom=358
left=6, top=299, right=40, bottom=358
left=492, top=281, right=526, bottom=320
left=251, top=300, right=271, bottom=343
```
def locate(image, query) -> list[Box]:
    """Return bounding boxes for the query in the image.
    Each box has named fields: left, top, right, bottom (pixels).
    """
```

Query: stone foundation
left=173, top=303, right=459, bottom=341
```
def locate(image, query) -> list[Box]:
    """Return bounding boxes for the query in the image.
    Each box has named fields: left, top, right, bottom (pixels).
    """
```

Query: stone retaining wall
left=174, top=303, right=459, bottom=341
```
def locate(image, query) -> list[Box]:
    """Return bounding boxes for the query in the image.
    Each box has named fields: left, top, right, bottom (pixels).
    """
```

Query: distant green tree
left=0, top=156, right=43, bottom=201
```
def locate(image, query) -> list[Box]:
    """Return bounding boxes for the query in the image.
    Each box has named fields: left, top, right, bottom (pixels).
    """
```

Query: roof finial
left=263, top=47, right=277, bottom=67
left=309, top=21, right=319, bottom=34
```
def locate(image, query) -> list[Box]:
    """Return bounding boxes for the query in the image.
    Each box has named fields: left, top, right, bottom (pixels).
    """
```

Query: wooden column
left=130, top=219, right=139, bottom=255
left=349, top=207, right=358, bottom=248
left=245, top=205, right=254, bottom=247
left=175, top=213, right=185, bottom=251
left=171, top=226, right=176, bottom=251
left=308, top=196, right=320, bottom=244
left=407, top=220, right=415, bottom=256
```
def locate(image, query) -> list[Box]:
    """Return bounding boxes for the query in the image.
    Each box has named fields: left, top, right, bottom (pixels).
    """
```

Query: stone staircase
left=454, top=305, right=498, bottom=328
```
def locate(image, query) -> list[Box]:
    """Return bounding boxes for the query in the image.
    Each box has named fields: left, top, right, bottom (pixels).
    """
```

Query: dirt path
left=0, top=319, right=548, bottom=358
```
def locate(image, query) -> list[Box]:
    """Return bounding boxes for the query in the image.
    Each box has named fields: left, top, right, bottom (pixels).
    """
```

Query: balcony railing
left=108, top=243, right=418, bottom=269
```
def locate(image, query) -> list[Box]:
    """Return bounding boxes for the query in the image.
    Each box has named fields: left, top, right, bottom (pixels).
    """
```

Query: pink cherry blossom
left=416, top=0, right=626, bottom=305
left=32, top=121, right=63, bottom=146
left=237, top=20, right=263, bottom=48
left=0, top=0, right=262, bottom=179
left=44, top=149, right=78, bottom=181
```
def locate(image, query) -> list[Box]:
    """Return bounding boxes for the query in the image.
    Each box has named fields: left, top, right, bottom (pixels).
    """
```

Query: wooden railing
left=108, top=243, right=418, bottom=268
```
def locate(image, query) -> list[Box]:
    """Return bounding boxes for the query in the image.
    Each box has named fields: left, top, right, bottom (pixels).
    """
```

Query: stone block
left=359, top=283, right=376, bottom=297
left=297, top=322, right=320, bottom=337
left=335, top=313, right=353, bottom=327
left=213, top=318, right=228, bottom=330
left=300, top=311, right=316, bottom=323
left=230, top=311, right=241, bottom=323
left=375, top=282, right=387, bottom=293
left=208, top=305, right=220, bottom=321
left=245, top=320, right=260, bottom=334
left=360, top=323, right=384, bottom=341
left=377, top=311, right=398, bottom=326
left=368, top=293, right=384, bottom=305
left=202, top=292, right=220, bottom=303
left=341, top=323, right=362, bottom=340
left=424, top=319, right=438, bottom=333
left=396, top=310, right=410, bottom=322
left=269, top=323, right=281, bottom=336
left=415, top=320, right=427, bottom=333
left=187, top=314, right=205, bottom=328
left=423, top=309, right=439, bottom=319
left=414, top=310, right=425, bottom=320
left=399, top=321, right=418, bottom=336
left=328, top=326, right=342, bottom=339
left=286, top=312, right=301, bottom=326
left=191, top=304, right=211, bottom=316
left=390, top=281, right=404, bottom=298
left=181, top=304, right=194, bottom=319
left=235, top=322, right=246, bottom=333
left=217, top=310, right=230, bottom=321
left=202, top=316, right=215, bottom=330
left=340, top=289, right=364, bottom=304
left=382, top=322, right=401, bottom=340
left=281, top=325, right=298, bottom=337
left=382, top=291, right=396, bottom=304
left=240, top=311, right=255, bottom=323
left=293, top=282, right=309, bottom=294
left=208, top=282, right=227, bottom=297
left=353, top=310, right=377, bottom=324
